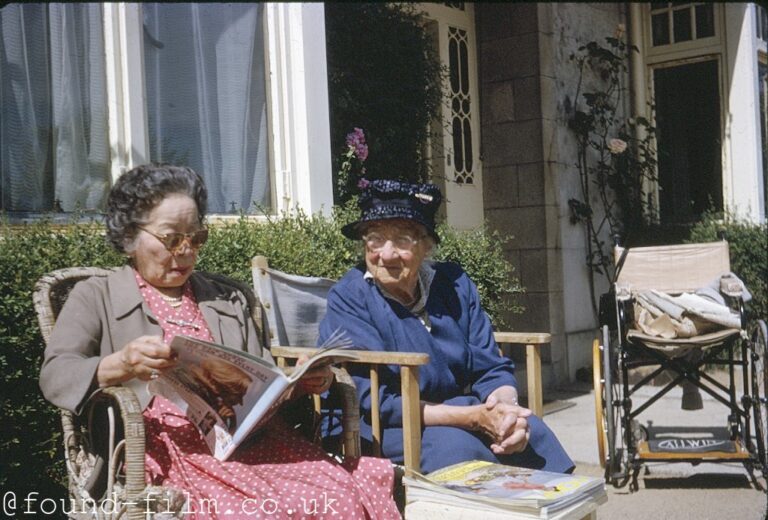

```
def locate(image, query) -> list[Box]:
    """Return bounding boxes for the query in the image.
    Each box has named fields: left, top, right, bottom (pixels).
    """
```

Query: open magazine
left=148, top=329, right=358, bottom=461
left=404, top=460, right=606, bottom=519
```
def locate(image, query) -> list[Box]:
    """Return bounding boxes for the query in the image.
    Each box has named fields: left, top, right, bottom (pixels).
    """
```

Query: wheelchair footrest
left=637, top=438, right=751, bottom=460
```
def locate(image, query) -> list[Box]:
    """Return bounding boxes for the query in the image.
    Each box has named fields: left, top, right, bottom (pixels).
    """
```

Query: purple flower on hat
left=357, top=178, right=370, bottom=189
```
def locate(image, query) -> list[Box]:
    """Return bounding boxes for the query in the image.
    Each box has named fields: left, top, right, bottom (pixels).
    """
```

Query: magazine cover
left=149, top=332, right=357, bottom=461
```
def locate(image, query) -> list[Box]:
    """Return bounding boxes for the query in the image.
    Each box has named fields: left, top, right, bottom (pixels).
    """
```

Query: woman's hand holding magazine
left=148, top=328, right=357, bottom=460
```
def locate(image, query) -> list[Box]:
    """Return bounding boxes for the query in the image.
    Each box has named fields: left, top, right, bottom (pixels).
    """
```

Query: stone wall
left=476, top=3, right=555, bottom=386
left=477, top=3, right=627, bottom=385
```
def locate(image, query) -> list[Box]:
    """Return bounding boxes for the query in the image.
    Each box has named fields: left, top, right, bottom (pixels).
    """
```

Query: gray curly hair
left=105, top=164, right=208, bottom=254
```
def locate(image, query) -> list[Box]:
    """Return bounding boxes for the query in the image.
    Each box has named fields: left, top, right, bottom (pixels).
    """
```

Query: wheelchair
left=592, top=240, right=768, bottom=492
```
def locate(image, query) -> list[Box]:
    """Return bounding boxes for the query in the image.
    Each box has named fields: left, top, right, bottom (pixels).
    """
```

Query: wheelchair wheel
left=749, top=319, right=768, bottom=467
left=594, top=325, right=623, bottom=482
left=593, top=338, right=607, bottom=468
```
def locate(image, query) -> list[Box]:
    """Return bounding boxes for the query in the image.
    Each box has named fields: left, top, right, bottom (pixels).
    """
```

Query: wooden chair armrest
left=271, top=346, right=429, bottom=367
left=271, top=347, right=428, bottom=474
left=494, top=331, right=551, bottom=418
left=494, top=331, right=551, bottom=344
left=330, top=367, right=361, bottom=458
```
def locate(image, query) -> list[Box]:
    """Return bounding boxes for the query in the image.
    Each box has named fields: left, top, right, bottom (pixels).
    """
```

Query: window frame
left=635, top=3, right=729, bottom=223
left=635, top=2, right=766, bottom=223
left=645, top=2, right=723, bottom=61
left=1, top=2, right=332, bottom=223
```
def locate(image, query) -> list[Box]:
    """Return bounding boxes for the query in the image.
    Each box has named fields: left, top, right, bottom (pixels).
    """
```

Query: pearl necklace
left=160, top=293, right=183, bottom=308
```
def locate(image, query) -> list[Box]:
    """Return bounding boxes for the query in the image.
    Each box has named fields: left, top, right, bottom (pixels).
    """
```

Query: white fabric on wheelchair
left=639, top=290, right=741, bottom=330
left=631, top=267, right=744, bottom=345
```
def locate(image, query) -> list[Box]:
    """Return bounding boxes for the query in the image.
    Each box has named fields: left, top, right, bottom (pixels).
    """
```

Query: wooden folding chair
left=251, top=256, right=429, bottom=474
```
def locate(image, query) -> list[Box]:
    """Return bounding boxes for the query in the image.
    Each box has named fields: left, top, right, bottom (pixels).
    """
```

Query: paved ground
left=541, top=380, right=768, bottom=519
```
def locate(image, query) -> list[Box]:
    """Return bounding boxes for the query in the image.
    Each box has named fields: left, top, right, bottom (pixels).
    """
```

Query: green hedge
left=200, top=207, right=524, bottom=325
left=0, top=220, right=123, bottom=506
left=0, top=212, right=522, bottom=503
left=687, top=213, right=767, bottom=321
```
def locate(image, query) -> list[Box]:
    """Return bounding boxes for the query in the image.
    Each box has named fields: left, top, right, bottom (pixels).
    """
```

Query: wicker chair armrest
left=68, top=385, right=147, bottom=520
left=96, top=386, right=146, bottom=502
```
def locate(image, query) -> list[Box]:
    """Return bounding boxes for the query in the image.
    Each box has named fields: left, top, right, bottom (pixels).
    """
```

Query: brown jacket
left=39, top=265, right=271, bottom=413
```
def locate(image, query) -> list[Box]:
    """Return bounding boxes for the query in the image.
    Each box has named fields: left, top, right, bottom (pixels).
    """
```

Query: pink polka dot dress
left=135, top=272, right=400, bottom=519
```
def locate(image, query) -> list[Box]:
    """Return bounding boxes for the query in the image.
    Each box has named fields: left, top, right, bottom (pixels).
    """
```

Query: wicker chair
left=33, top=266, right=364, bottom=520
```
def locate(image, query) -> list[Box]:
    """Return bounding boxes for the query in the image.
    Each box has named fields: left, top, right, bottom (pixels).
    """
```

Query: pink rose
left=608, top=138, right=627, bottom=154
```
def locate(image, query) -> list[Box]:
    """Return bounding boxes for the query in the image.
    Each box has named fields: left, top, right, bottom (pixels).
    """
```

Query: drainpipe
left=628, top=2, right=658, bottom=223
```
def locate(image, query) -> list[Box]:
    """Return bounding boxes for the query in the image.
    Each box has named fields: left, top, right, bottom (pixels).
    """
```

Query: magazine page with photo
left=149, top=330, right=358, bottom=460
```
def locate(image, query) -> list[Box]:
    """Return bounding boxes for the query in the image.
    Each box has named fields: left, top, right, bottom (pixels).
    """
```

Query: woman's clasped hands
left=475, top=385, right=532, bottom=455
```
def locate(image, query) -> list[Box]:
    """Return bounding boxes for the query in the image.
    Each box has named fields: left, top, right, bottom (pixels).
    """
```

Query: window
left=1, top=4, right=110, bottom=213
left=638, top=3, right=736, bottom=224
left=143, top=3, right=270, bottom=213
left=653, top=60, right=722, bottom=224
left=1, top=3, right=332, bottom=219
left=757, top=4, right=768, bottom=43
left=650, top=3, right=715, bottom=47
left=448, top=26, right=474, bottom=185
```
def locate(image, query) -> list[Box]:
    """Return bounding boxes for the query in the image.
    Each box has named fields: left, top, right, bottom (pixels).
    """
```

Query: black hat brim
left=341, top=215, right=440, bottom=244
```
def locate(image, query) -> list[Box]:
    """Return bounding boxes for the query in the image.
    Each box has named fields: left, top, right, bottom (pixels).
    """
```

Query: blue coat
left=319, top=262, right=573, bottom=473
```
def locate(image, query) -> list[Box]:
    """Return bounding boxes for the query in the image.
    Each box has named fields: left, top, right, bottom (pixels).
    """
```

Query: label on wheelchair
left=648, top=437, right=736, bottom=453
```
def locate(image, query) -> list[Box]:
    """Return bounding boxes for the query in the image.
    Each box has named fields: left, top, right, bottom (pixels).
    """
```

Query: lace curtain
left=1, top=3, right=270, bottom=214
left=0, top=3, right=109, bottom=213
left=143, top=3, right=270, bottom=213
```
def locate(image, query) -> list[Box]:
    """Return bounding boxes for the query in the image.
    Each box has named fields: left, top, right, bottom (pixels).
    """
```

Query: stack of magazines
left=403, top=460, right=607, bottom=519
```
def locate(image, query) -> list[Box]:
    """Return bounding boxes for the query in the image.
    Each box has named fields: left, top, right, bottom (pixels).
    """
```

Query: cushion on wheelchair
left=626, top=326, right=741, bottom=353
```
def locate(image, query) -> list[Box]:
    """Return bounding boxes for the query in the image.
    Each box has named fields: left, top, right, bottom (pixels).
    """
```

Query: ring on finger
left=150, top=369, right=160, bottom=380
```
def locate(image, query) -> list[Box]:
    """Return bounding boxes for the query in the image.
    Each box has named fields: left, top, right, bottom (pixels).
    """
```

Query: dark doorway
left=653, top=59, right=722, bottom=224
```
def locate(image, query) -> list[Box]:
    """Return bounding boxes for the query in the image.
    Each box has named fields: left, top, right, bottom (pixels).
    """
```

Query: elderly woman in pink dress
left=40, top=164, right=399, bottom=519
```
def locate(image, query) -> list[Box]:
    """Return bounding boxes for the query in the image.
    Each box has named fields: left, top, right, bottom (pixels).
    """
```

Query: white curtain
left=0, top=3, right=109, bottom=213
left=143, top=3, right=270, bottom=213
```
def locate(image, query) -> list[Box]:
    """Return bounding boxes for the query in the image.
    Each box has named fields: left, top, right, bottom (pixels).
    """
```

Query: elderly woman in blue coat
left=318, top=179, right=573, bottom=474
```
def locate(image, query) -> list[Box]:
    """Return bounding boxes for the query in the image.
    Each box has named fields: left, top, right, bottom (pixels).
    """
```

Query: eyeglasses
left=363, top=232, right=421, bottom=253
left=137, top=226, right=209, bottom=254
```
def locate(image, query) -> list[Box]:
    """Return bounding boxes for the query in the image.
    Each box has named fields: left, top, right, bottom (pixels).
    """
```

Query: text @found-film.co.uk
left=2, top=490, right=342, bottom=516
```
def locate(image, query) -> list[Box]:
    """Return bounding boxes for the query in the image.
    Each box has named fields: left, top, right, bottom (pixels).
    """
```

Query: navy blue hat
left=342, top=179, right=443, bottom=243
